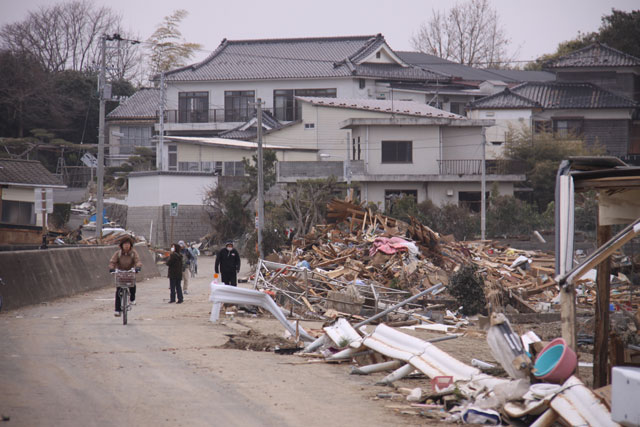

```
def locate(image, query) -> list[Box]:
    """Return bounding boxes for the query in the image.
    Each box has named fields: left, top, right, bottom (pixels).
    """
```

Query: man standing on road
left=215, top=240, right=241, bottom=286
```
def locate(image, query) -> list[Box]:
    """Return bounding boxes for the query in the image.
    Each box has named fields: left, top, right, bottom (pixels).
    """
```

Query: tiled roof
left=545, top=43, right=640, bottom=69
left=219, top=110, right=283, bottom=140
left=0, top=159, right=65, bottom=187
left=298, top=97, right=465, bottom=119
left=164, top=35, right=444, bottom=82
left=107, top=88, right=160, bottom=119
left=469, top=82, right=638, bottom=110
left=397, top=51, right=555, bottom=82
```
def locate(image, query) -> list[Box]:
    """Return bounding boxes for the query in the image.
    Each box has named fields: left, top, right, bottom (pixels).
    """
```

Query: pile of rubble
left=259, top=197, right=640, bottom=316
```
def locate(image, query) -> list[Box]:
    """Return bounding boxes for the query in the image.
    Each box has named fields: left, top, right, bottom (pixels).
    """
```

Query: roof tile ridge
left=346, top=33, right=384, bottom=64
left=226, top=34, right=377, bottom=44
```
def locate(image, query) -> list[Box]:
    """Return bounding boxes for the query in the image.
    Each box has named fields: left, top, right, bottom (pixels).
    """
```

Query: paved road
left=0, top=256, right=412, bottom=427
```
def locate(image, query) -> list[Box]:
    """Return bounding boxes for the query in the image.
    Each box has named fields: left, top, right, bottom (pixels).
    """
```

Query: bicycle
left=112, top=269, right=137, bottom=325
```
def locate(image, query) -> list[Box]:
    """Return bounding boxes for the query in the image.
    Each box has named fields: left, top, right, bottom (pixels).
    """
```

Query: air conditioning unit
left=446, top=189, right=454, bottom=197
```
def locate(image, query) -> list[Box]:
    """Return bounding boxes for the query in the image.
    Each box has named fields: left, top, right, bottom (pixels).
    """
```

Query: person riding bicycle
left=109, top=235, right=142, bottom=317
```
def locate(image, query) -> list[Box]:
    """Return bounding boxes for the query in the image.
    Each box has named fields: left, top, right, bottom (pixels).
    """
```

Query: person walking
left=215, top=240, right=241, bottom=286
left=189, top=243, right=200, bottom=277
left=166, top=243, right=183, bottom=304
left=178, top=240, right=193, bottom=294
left=108, top=235, right=142, bottom=316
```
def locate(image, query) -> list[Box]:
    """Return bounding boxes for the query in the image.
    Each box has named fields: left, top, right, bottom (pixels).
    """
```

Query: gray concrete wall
left=126, top=205, right=212, bottom=248
left=0, top=244, right=159, bottom=311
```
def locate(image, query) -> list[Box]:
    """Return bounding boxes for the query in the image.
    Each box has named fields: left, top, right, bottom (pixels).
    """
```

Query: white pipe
left=351, top=360, right=402, bottom=375
left=377, top=363, right=414, bottom=385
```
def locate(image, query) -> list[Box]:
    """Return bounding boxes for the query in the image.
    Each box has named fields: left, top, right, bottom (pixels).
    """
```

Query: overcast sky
left=1, top=0, right=638, bottom=65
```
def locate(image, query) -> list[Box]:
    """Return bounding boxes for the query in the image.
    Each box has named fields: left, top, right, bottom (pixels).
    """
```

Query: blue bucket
left=533, top=345, right=563, bottom=377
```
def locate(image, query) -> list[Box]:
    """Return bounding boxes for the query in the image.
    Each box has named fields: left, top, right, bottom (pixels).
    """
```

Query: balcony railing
left=161, top=108, right=274, bottom=124
left=438, top=159, right=526, bottom=175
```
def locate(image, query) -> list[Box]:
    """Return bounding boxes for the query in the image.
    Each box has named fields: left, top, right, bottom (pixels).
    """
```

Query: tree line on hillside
left=0, top=1, right=200, bottom=172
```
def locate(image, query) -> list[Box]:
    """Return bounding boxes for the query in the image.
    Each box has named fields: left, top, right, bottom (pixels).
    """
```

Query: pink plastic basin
left=533, top=338, right=577, bottom=384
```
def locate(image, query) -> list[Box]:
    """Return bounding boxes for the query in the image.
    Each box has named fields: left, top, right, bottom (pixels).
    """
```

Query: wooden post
left=594, top=223, right=612, bottom=387
left=41, top=189, right=47, bottom=235
left=561, top=283, right=577, bottom=352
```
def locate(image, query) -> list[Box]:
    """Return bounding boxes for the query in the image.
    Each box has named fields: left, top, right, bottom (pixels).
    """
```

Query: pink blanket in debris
left=370, top=236, right=410, bottom=256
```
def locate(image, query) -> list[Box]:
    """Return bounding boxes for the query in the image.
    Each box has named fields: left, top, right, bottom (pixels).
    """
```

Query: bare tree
left=411, top=0, right=512, bottom=67
left=0, top=0, right=141, bottom=80
left=147, top=10, right=202, bottom=77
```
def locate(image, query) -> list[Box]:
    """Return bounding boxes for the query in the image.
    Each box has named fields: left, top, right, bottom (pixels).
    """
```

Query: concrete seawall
left=0, top=244, right=160, bottom=311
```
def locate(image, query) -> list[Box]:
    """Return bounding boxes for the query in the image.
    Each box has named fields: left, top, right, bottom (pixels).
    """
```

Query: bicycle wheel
left=122, top=288, right=128, bottom=325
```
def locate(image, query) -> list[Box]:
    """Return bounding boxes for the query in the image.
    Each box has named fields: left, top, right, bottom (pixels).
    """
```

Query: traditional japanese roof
left=107, top=88, right=160, bottom=119
left=397, top=51, right=555, bottom=82
left=468, top=82, right=638, bottom=110
left=544, top=43, right=640, bottom=69
left=297, top=97, right=465, bottom=119
left=219, top=110, right=283, bottom=140
left=163, top=35, right=445, bottom=82
left=0, top=159, right=65, bottom=188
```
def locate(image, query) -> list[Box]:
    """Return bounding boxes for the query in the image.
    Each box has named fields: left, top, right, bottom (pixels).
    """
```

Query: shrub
left=448, top=264, right=487, bottom=315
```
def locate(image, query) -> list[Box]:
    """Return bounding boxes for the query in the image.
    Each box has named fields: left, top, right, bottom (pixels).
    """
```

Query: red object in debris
left=533, top=338, right=577, bottom=384
left=487, top=249, right=494, bottom=255
left=431, top=376, right=454, bottom=392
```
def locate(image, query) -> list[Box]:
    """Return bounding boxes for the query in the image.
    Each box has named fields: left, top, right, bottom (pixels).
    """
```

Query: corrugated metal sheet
left=299, top=97, right=464, bottom=119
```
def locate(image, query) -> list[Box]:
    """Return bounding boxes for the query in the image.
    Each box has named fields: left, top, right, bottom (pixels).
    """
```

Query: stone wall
left=126, top=205, right=212, bottom=248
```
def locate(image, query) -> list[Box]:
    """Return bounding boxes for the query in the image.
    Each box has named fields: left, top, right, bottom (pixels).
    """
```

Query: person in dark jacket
left=215, top=240, right=241, bottom=286
left=166, top=243, right=183, bottom=303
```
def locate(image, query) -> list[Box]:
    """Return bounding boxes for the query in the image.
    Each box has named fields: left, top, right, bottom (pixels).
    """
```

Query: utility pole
left=481, top=127, right=487, bottom=241
left=256, top=98, right=265, bottom=260
left=345, top=134, right=351, bottom=186
left=158, top=72, right=165, bottom=170
left=96, top=35, right=107, bottom=240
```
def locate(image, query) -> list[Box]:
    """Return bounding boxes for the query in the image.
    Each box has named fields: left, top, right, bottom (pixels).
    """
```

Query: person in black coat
left=166, top=243, right=184, bottom=303
left=215, top=240, right=241, bottom=286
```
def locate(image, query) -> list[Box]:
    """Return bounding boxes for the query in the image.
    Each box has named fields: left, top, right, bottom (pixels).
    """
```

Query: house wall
left=364, top=182, right=427, bottom=208
left=361, top=180, right=515, bottom=208
left=441, top=127, right=483, bottom=161
left=125, top=205, right=211, bottom=248
left=428, top=181, right=514, bottom=207
left=467, top=109, right=533, bottom=158
left=106, top=119, right=156, bottom=167
left=173, top=143, right=315, bottom=164
left=163, top=78, right=364, bottom=114
left=1, top=186, right=42, bottom=226
left=264, top=103, right=395, bottom=157
left=127, top=174, right=218, bottom=207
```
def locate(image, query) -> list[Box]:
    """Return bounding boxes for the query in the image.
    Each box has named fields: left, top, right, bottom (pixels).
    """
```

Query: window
left=553, top=119, right=583, bottom=138
left=274, top=90, right=294, bottom=121
left=225, top=91, right=255, bottom=122
left=119, top=126, right=152, bottom=155
left=1, top=200, right=35, bottom=225
left=273, top=88, right=337, bottom=121
left=178, top=162, right=200, bottom=171
left=304, top=123, right=315, bottom=130
left=223, top=161, right=245, bottom=176
left=459, top=191, right=490, bottom=213
left=178, top=92, right=208, bottom=123
left=384, top=190, right=417, bottom=213
left=168, top=145, right=177, bottom=171
left=376, top=51, right=381, bottom=59
left=381, top=141, right=412, bottom=163
left=359, top=79, right=366, bottom=89
left=534, top=120, right=552, bottom=134
left=449, top=102, right=465, bottom=115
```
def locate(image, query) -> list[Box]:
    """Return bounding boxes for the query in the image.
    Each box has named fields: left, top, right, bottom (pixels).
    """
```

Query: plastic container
left=533, top=338, right=577, bottom=384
